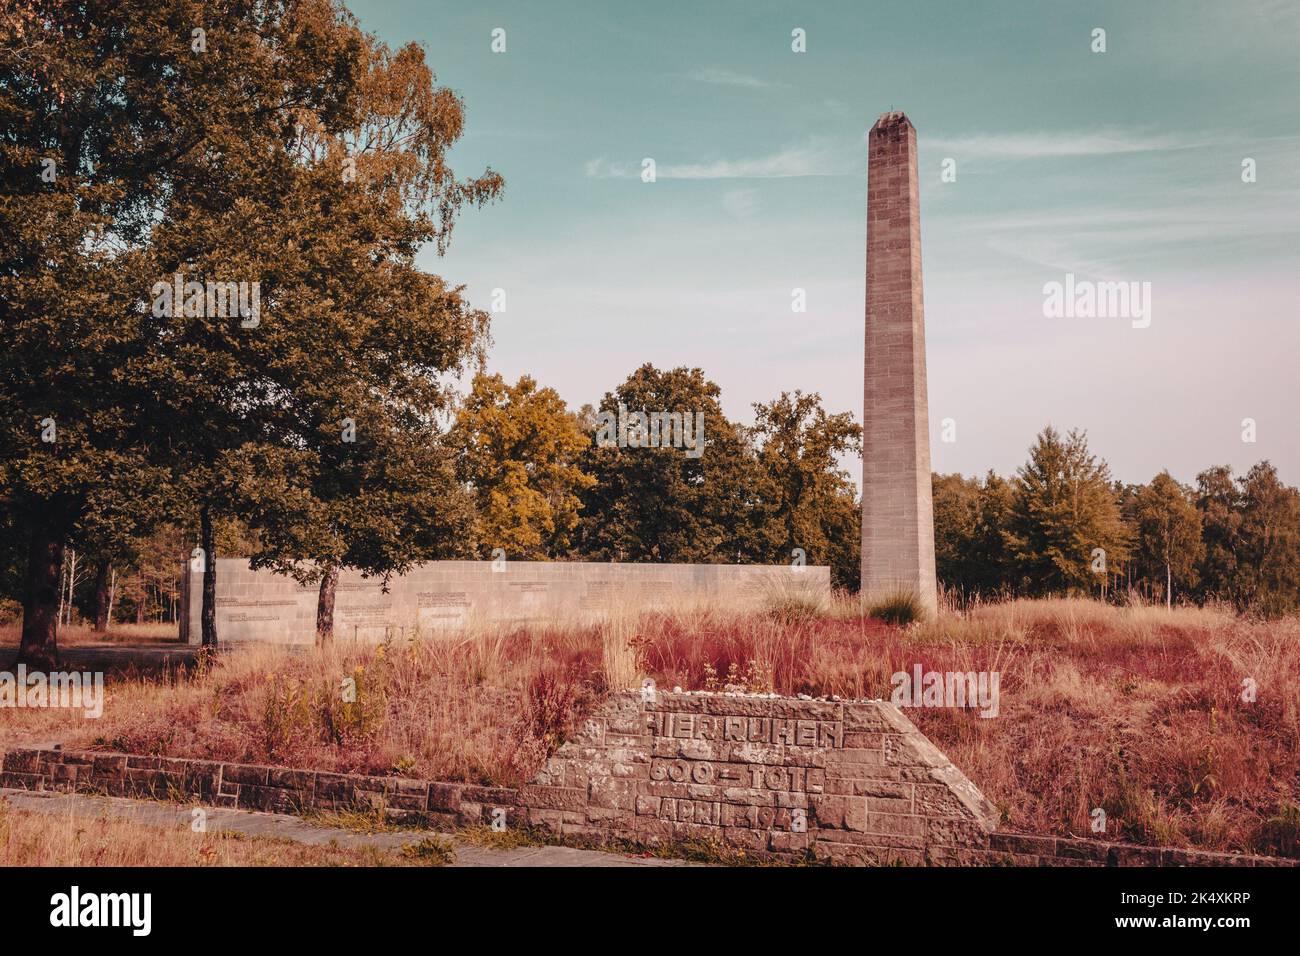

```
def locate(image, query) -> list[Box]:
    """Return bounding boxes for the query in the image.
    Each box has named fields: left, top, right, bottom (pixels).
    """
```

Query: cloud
left=585, top=139, right=852, bottom=180
left=923, top=130, right=1202, bottom=159
left=682, top=67, right=775, bottom=89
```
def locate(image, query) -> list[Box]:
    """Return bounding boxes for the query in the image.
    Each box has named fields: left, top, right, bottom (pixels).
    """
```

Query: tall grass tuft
left=866, top=590, right=926, bottom=625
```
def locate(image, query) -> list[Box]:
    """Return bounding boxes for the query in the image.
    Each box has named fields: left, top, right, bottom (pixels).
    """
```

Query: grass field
left=0, top=622, right=180, bottom=646
left=0, top=799, right=441, bottom=867
left=2, top=598, right=1296, bottom=858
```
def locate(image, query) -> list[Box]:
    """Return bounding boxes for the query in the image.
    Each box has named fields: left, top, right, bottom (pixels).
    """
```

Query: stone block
left=223, top=764, right=270, bottom=786
left=427, top=782, right=461, bottom=813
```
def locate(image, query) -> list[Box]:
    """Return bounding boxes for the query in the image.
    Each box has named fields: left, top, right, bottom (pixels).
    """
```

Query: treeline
left=0, top=364, right=864, bottom=635
left=25, top=360, right=1300, bottom=646
left=7, top=361, right=1299, bottom=646
left=450, top=366, right=862, bottom=585
left=934, top=428, right=1300, bottom=617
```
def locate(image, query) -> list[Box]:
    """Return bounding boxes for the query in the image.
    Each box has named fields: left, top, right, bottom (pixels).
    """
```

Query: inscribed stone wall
left=525, top=691, right=999, bottom=864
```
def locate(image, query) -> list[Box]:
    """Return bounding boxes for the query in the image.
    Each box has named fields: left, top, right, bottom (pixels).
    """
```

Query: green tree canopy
left=932, top=471, right=1018, bottom=599
left=576, top=364, right=774, bottom=564
left=1195, top=465, right=1242, bottom=606
left=1007, top=427, right=1129, bottom=595
left=751, top=391, right=861, bottom=588
left=1235, top=462, right=1300, bottom=617
left=0, top=0, right=500, bottom=661
left=1132, top=471, right=1203, bottom=608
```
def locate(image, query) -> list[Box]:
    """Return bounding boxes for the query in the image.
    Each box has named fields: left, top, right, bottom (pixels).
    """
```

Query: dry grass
left=0, top=622, right=179, bottom=647
left=0, top=799, right=432, bottom=866
left=4, top=596, right=1296, bottom=857
left=2, top=623, right=605, bottom=786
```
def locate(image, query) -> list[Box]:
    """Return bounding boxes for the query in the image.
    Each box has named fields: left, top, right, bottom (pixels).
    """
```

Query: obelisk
left=861, top=111, right=938, bottom=617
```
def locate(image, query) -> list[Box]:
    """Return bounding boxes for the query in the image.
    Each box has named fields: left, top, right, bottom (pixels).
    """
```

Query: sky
left=348, top=0, right=1300, bottom=487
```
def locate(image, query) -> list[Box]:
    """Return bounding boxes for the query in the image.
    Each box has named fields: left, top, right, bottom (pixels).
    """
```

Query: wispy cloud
left=585, top=139, right=851, bottom=180
left=924, top=130, right=1203, bottom=159
left=682, top=66, right=775, bottom=89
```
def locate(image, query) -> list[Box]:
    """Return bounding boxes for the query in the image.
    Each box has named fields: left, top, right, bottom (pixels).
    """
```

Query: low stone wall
left=0, top=748, right=516, bottom=830
left=977, top=832, right=1292, bottom=867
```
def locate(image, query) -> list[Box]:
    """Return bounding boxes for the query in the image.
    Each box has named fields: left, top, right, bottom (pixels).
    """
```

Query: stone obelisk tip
left=871, top=110, right=912, bottom=132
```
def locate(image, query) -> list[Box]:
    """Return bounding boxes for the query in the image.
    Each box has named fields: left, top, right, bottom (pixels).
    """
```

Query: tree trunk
left=16, top=522, right=64, bottom=669
left=67, top=549, right=78, bottom=625
left=1166, top=563, right=1172, bottom=610
left=106, top=568, right=117, bottom=629
left=92, top=560, right=110, bottom=632
left=57, top=551, right=68, bottom=629
left=200, top=507, right=218, bottom=647
left=316, top=565, right=339, bottom=647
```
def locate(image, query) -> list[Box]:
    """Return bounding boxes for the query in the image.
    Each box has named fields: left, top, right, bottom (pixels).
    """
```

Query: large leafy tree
left=1, top=0, right=203, bottom=665
left=1195, top=465, right=1242, bottom=606
left=576, top=365, right=774, bottom=563
left=451, top=373, right=594, bottom=560
left=1, top=0, right=500, bottom=662
left=1006, top=427, right=1129, bottom=595
left=146, top=10, right=497, bottom=647
left=242, top=421, right=476, bottom=645
left=1132, top=471, right=1203, bottom=608
left=161, top=28, right=498, bottom=645
left=751, top=391, right=860, bottom=588
left=1234, top=462, right=1300, bottom=617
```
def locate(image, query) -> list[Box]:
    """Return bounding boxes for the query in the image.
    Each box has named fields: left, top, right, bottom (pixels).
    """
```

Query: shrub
left=400, top=837, right=455, bottom=865
left=867, top=591, right=925, bottom=625
left=765, top=595, right=824, bottom=625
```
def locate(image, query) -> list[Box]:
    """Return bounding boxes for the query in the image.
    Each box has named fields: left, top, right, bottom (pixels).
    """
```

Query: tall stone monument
left=861, top=111, right=938, bottom=617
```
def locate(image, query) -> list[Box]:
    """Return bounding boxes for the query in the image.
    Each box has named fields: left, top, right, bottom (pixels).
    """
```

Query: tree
left=1132, top=472, right=1203, bottom=608
left=141, top=8, right=498, bottom=647
left=1007, top=427, right=1129, bottom=595
left=932, top=471, right=1018, bottom=600
left=242, top=426, right=476, bottom=645
left=0, top=1, right=502, bottom=660
left=451, top=373, right=594, bottom=560
left=751, top=391, right=861, bottom=589
left=1235, top=462, right=1300, bottom=617
left=932, top=474, right=979, bottom=594
left=972, top=472, right=1018, bottom=596
left=215, top=34, right=499, bottom=645
left=1, top=0, right=196, bottom=665
left=576, top=365, right=774, bottom=563
left=1195, top=465, right=1242, bottom=605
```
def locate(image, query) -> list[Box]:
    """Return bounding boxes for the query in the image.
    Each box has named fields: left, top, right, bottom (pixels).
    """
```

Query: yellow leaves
left=452, top=372, right=594, bottom=559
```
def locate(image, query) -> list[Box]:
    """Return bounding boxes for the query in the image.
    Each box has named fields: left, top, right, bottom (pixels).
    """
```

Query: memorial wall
left=523, top=691, right=1000, bottom=864
left=180, top=559, right=831, bottom=644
